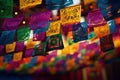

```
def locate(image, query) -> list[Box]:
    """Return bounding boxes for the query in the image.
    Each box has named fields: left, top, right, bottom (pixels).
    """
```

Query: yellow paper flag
left=13, top=52, right=23, bottom=62
left=60, top=5, right=81, bottom=25
left=94, top=24, right=110, bottom=38
left=6, top=42, right=16, bottom=53
left=46, top=21, right=61, bottom=37
left=20, top=0, right=42, bottom=9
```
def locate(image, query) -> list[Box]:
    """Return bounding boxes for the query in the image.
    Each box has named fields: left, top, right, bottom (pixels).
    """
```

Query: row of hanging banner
left=0, top=0, right=120, bottom=74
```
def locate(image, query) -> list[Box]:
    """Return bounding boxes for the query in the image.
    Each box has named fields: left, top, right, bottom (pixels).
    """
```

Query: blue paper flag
left=97, top=0, right=120, bottom=20
left=72, top=22, right=88, bottom=43
left=0, top=30, right=16, bottom=45
left=4, top=54, right=12, bottom=62
left=46, top=0, right=73, bottom=10
left=108, top=20, right=116, bottom=34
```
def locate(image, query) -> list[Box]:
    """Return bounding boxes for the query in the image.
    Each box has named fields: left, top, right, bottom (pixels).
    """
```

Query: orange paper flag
left=20, top=0, right=42, bottom=9
left=13, top=52, right=23, bottom=62
left=60, top=5, right=81, bottom=25
left=46, top=21, right=61, bottom=37
left=6, top=42, right=16, bottom=53
left=94, top=24, right=110, bottom=38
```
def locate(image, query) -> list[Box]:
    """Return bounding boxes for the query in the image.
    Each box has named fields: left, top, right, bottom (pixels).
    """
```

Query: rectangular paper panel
left=87, top=9, right=107, bottom=27
left=2, top=15, right=23, bottom=30
left=94, top=24, right=110, bottom=38
left=100, top=34, right=114, bottom=52
left=13, top=52, right=23, bottom=62
left=29, top=11, right=51, bottom=30
left=17, top=27, right=30, bottom=42
left=97, top=0, right=120, bottom=20
left=60, top=5, right=81, bottom=25
left=6, top=42, right=16, bottom=53
left=46, top=21, right=61, bottom=36
left=4, top=54, right=12, bottom=62
left=46, top=0, right=73, bottom=10
left=20, top=0, right=42, bottom=9
left=0, top=0, right=13, bottom=18
left=24, top=48, right=33, bottom=57
left=0, top=30, right=16, bottom=45
left=107, top=20, right=116, bottom=34
left=72, top=22, right=88, bottom=42
left=15, top=42, right=24, bottom=52
left=33, top=32, right=46, bottom=41
left=32, top=42, right=47, bottom=56
left=46, top=34, right=64, bottom=51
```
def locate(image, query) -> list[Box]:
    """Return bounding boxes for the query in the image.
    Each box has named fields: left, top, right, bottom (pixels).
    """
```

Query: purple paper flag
left=33, top=32, right=46, bottom=41
left=29, top=11, right=51, bottom=30
left=87, top=9, right=107, bottom=27
left=2, top=15, right=23, bottom=30
left=15, top=42, right=24, bottom=52
left=24, top=48, right=34, bottom=57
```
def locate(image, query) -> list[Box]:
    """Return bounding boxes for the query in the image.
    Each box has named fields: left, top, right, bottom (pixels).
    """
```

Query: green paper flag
left=46, top=34, right=64, bottom=51
left=0, top=0, right=13, bottom=18
left=17, top=27, right=30, bottom=42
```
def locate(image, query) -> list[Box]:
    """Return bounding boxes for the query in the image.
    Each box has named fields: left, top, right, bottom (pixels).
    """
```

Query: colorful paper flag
left=46, top=34, right=64, bottom=51
left=0, top=30, right=16, bottom=45
left=97, top=0, right=120, bottom=20
left=32, top=42, right=47, bottom=56
left=20, top=0, right=42, bottom=9
left=2, top=15, right=23, bottom=30
left=15, top=42, right=24, bottom=52
left=46, top=0, right=73, bottom=10
left=107, top=20, right=116, bottom=34
left=94, top=24, right=110, bottom=38
left=29, top=11, right=51, bottom=30
left=60, top=5, right=81, bottom=25
left=17, top=27, right=30, bottom=42
left=100, top=34, right=115, bottom=52
left=0, top=0, right=13, bottom=18
left=4, top=54, right=12, bottom=62
left=13, top=52, right=23, bottom=62
left=24, top=48, right=34, bottom=57
left=72, top=22, right=88, bottom=42
left=46, top=21, right=61, bottom=36
left=87, top=9, right=107, bottom=27
left=6, top=42, right=16, bottom=53
left=33, top=32, right=46, bottom=41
